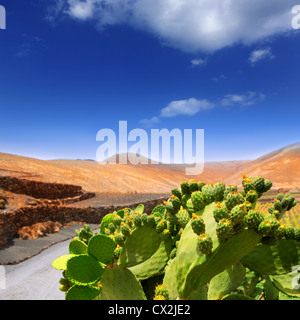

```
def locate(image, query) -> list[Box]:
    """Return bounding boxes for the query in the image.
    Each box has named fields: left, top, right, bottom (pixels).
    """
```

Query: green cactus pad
left=95, top=265, right=146, bottom=300
left=100, top=214, right=114, bottom=234
left=221, top=293, right=255, bottom=300
left=241, top=239, right=300, bottom=275
left=66, top=284, right=101, bottom=300
left=207, top=263, right=246, bottom=300
left=163, top=258, right=178, bottom=300
left=270, top=270, right=300, bottom=296
left=134, top=204, right=144, bottom=214
left=52, top=254, right=77, bottom=270
left=119, top=224, right=162, bottom=268
left=69, top=238, right=88, bottom=255
left=176, top=203, right=261, bottom=299
left=151, top=204, right=167, bottom=218
left=128, top=238, right=172, bottom=280
left=88, top=234, right=116, bottom=264
left=66, top=254, right=104, bottom=285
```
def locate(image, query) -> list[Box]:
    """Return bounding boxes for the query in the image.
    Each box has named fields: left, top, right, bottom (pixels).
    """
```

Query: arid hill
left=224, top=142, right=300, bottom=190
left=0, top=142, right=299, bottom=192
left=0, top=152, right=249, bottom=193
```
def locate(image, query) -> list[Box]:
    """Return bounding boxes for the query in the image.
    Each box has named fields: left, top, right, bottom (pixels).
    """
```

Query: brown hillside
left=224, top=142, right=300, bottom=190
left=0, top=152, right=249, bottom=193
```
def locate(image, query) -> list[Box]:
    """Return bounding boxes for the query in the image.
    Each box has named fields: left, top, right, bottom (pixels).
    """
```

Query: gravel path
left=0, top=239, right=70, bottom=300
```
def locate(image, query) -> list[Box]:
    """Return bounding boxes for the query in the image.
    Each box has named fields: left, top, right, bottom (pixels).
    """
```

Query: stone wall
left=0, top=176, right=83, bottom=199
left=0, top=197, right=168, bottom=247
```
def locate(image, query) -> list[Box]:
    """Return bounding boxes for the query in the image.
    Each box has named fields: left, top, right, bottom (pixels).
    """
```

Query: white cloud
left=139, top=91, right=265, bottom=127
left=50, top=0, right=296, bottom=52
left=249, top=47, right=274, bottom=66
left=68, top=0, right=96, bottom=20
left=221, top=91, right=265, bottom=107
left=160, top=98, right=215, bottom=118
left=139, top=116, right=160, bottom=128
left=191, top=58, right=207, bottom=67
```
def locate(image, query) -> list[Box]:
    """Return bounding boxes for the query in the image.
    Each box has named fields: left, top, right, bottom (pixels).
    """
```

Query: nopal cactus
left=52, top=176, right=300, bottom=300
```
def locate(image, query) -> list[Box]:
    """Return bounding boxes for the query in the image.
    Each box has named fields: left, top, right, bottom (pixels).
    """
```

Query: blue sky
left=0, top=0, right=300, bottom=162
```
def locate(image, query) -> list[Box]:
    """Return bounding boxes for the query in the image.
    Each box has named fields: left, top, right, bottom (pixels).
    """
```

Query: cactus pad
left=66, top=255, right=104, bottom=285
left=66, top=284, right=101, bottom=300
left=96, top=265, right=146, bottom=300
left=88, top=234, right=116, bottom=264
left=119, top=224, right=162, bottom=268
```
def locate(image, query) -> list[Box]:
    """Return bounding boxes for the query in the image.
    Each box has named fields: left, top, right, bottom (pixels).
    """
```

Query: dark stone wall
left=0, top=176, right=83, bottom=199
left=0, top=197, right=168, bottom=247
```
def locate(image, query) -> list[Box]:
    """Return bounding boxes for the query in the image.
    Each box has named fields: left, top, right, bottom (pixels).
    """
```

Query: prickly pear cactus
left=52, top=176, right=300, bottom=300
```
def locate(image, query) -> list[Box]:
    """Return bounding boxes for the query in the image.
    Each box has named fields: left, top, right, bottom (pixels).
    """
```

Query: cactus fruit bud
left=257, top=218, right=280, bottom=237
left=170, top=247, right=177, bottom=259
left=216, top=218, right=235, bottom=242
left=225, top=192, right=245, bottom=211
left=189, top=179, right=198, bottom=192
left=114, top=233, right=125, bottom=246
left=171, top=197, right=182, bottom=210
left=213, top=182, right=226, bottom=202
left=263, top=179, right=272, bottom=192
left=133, top=214, right=142, bottom=227
left=224, top=185, right=238, bottom=199
left=274, top=200, right=282, bottom=212
left=154, top=285, right=169, bottom=300
left=180, top=181, right=190, bottom=195
left=213, top=203, right=229, bottom=222
left=245, top=210, right=264, bottom=229
left=201, top=184, right=215, bottom=204
left=171, top=187, right=182, bottom=200
left=108, top=223, right=116, bottom=233
left=161, top=229, right=171, bottom=239
left=284, top=226, right=296, bottom=240
left=197, top=233, right=213, bottom=255
left=228, top=204, right=247, bottom=226
left=178, top=208, right=190, bottom=229
left=197, top=181, right=206, bottom=191
left=140, top=213, right=148, bottom=225
left=147, top=215, right=156, bottom=228
left=245, top=190, right=258, bottom=204
left=191, top=191, right=206, bottom=211
left=156, top=219, right=167, bottom=233
left=121, top=224, right=131, bottom=237
left=113, top=215, right=122, bottom=226
left=191, top=215, right=206, bottom=235
left=165, top=201, right=177, bottom=215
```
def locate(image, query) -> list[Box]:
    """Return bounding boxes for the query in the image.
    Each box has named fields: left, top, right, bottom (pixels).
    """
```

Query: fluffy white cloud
left=50, top=0, right=296, bottom=52
left=68, top=0, right=96, bottom=20
left=139, top=91, right=265, bottom=127
left=160, top=98, right=215, bottom=118
left=249, top=47, right=274, bottom=66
